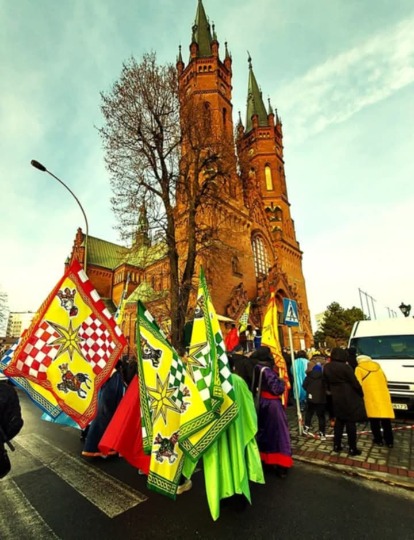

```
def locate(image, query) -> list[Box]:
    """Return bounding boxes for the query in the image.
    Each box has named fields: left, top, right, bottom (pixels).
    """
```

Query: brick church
left=67, top=0, right=313, bottom=352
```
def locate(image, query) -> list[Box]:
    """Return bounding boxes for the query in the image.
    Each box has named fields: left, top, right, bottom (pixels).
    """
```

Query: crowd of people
left=0, top=320, right=397, bottom=514
left=297, top=347, right=395, bottom=454
left=78, top=325, right=397, bottom=478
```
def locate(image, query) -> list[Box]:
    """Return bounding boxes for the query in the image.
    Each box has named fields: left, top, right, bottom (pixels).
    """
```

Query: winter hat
left=356, top=354, right=372, bottom=363
left=330, top=347, right=348, bottom=363
left=250, top=346, right=273, bottom=364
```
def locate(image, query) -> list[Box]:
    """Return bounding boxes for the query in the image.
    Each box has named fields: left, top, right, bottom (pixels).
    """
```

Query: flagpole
left=30, top=160, right=89, bottom=271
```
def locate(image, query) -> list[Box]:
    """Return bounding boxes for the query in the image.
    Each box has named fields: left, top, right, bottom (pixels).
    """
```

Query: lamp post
left=31, top=160, right=89, bottom=270
left=399, top=302, right=411, bottom=318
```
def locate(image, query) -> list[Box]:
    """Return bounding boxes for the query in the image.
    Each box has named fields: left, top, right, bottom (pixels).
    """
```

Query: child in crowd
left=302, top=360, right=327, bottom=440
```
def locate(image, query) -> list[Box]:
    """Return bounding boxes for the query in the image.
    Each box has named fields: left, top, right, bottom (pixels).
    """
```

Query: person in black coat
left=302, top=363, right=327, bottom=439
left=323, top=347, right=366, bottom=456
left=0, top=376, right=23, bottom=443
left=227, top=346, right=256, bottom=390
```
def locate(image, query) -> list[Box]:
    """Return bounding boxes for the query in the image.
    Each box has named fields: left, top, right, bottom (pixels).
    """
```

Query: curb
left=293, top=452, right=414, bottom=492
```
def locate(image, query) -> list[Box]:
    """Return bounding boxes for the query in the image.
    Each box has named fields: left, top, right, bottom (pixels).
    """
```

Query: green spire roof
left=135, top=205, right=150, bottom=247
left=245, top=55, right=268, bottom=133
left=192, top=0, right=213, bottom=57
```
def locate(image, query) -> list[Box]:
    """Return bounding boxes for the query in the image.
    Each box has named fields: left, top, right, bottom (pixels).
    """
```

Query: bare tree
left=99, top=52, right=237, bottom=352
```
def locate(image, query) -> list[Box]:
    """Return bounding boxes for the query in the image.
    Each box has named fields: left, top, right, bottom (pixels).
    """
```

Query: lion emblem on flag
left=153, top=431, right=179, bottom=463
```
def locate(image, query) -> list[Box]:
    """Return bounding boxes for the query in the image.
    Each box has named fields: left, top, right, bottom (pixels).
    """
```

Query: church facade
left=68, top=0, right=313, bottom=352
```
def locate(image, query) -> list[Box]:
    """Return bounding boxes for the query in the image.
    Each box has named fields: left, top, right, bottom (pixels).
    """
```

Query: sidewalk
left=287, top=407, right=414, bottom=490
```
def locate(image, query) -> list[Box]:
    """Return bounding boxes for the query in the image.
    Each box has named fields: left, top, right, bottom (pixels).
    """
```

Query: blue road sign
left=283, top=298, right=299, bottom=327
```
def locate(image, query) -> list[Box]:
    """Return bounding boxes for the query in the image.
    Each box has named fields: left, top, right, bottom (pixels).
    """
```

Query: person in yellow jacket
left=355, top=355, right=395, bottom=448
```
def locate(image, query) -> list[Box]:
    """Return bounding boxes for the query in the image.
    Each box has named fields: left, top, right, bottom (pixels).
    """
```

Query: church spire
left=245, top=54, right=268, bottom=133
left=135, top=205, right=151, bottom=247
left=191, top=0, right=214, bottom=57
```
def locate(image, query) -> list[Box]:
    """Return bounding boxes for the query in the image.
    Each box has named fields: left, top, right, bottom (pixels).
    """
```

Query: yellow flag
left=261, top=289, right=290, bottom=406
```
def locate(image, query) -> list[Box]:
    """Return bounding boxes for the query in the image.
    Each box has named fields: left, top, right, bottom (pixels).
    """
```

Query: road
left=1, top=391, right=414, bottom=540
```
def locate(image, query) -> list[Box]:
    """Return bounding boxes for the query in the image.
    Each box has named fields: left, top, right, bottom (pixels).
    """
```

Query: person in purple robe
left=251, top=346, right=293, bottom=477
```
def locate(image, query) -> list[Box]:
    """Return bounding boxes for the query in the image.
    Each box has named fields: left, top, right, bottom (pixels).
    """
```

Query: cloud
left=276, top=17, right=414, bottom=143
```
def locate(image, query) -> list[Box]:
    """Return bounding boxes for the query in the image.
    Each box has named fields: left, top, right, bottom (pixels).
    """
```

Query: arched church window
left=252, top=234, right=269, bottom=277
left=265, top=165, right=273, bottom=191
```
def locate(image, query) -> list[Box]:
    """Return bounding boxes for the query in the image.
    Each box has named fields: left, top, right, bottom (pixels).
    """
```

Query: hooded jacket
left=323, top=348, right=366, bottom=421
left=303, top=367, right=327, bottom=404
left=354, top=357, right=395, bottom=419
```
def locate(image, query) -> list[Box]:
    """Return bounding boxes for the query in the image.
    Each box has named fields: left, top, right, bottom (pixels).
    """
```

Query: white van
left=349, top=318, right=414, bottom=411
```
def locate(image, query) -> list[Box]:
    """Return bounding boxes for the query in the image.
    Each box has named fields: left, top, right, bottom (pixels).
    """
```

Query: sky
left=1, top=0, right=414, bottom=332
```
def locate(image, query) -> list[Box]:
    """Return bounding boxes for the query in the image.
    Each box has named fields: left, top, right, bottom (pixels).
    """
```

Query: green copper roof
left=124, top=242, right=167, bottom=268
left=87, top=235, right=167, bottom=270
left=245, top=56, right=268, bottom=133
left=126, top=281, right=168, bottom=304
left=192, top=0, right=213, bottom=57
left=87, top=236, right=128, bottom=269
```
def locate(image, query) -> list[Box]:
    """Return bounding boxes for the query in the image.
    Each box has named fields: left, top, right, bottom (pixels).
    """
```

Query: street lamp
left=399, top=302, right=411, bottom=317
left=31, top=160, right=89, bottom=270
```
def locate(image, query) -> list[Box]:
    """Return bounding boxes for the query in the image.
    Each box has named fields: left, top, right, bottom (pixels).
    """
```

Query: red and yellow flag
left=5, top=260, right=127, bottom=428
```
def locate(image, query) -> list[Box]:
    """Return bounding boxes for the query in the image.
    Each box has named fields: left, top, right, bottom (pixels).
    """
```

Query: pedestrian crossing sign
left=283, top=298, right=299, bottom=326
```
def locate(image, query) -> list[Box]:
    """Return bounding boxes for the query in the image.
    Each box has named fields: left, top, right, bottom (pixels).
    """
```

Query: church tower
left=175, top=0, right=312, bottom=347
left=236, top=56, right=312, bottom=346
left=176, top=0, right=258, bottom=316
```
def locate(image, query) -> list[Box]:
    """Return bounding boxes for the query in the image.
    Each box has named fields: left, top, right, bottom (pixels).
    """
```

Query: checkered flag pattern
left=169, top=353, right=187, bottom=406
left=15, top=321, right=60, bottom=380
left=79, top=314, right=117, bottom=375
left=216, top=331, right=234, bottom=399
left=0, top=343, right=17, bottom=372
left=196, top=372, right=212, bottom=403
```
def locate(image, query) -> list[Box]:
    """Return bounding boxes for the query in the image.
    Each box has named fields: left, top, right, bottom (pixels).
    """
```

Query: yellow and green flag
left=238, top=302, right=251, bottom=334
left=179, top=267, right=238, bottom=461
left=136, top=300, right=187, bottom=497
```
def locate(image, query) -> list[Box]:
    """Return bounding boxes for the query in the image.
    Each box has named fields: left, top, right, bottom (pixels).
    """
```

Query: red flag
left=99, top=376, right=150, bottom=474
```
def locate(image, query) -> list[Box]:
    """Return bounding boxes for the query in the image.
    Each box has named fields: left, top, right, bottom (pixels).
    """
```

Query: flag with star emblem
left=261, top=288, right=290, bottom=406
left=179, top=267, right=238, bottom=461
left=136, top=297, right=233, bottom=498
left=4, top=260, right=127, bottom=428
left=136, top=301, right=196, bottom=497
